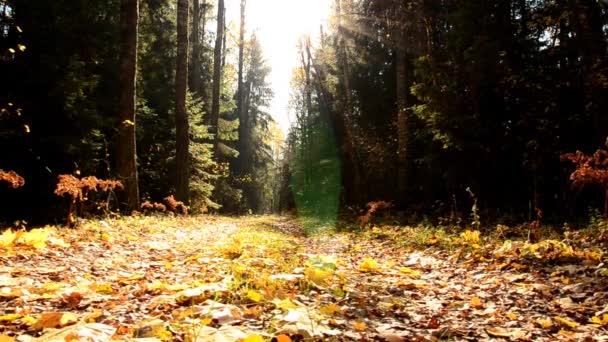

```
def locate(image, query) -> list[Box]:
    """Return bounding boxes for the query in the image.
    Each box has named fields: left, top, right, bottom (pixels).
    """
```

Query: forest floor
left=0, top=215, right=607, bottom=341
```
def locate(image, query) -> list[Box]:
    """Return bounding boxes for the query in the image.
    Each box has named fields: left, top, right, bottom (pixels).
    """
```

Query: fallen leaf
left=358, top=257, right=380, bottom=272
left=275, top=334, right=292, bottom=342
left=319, top=303, right=342, bottom=316
left=247, top=289, right=262, bottom=302
left=31, top=312, right=78, bottom=331
left=554, top=316, right=578, bottom=329
left=242, top=335, right=264, bottom=342
left=536, top=318, right=553, bottom=329
left=470, top=296, right=483, bottom=308
left=353, top=321, right=367, bottom=331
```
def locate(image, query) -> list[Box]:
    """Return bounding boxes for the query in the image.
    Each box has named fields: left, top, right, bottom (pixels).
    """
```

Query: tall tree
left=210, top=0, right=225, bottom=153
left=190, top=0, right=202, bottom=96
left=235, top=0, right=246, bottom=176
left=175, top=0, right=190, bottom=203
left=394, top=1, right=409, bottom=209
left=116, top=0, right=140, bottom=211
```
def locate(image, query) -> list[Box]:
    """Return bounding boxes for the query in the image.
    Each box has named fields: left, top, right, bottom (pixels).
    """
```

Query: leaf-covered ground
left=0, top=215, right=607, bottom=341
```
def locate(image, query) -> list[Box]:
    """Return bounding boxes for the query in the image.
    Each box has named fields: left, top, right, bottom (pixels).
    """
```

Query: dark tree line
left=282, top=0, right=608, bottom=224
left=0, top=0, right=278, bottom=223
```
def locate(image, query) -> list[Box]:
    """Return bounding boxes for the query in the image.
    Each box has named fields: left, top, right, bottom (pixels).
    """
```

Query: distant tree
left=116, top=0, right=140, bottom=211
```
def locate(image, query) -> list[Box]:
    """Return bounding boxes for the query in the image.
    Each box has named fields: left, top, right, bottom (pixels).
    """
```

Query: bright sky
left=225, top=0, right=332, bottom=132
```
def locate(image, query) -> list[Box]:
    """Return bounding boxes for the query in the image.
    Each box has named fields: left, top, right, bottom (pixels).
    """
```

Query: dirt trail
left=0, top=216, right=606, bottom=341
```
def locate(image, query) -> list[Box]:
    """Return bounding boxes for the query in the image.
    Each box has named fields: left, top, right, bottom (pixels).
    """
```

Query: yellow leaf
left=353, top=321, right=367, bottom=331
left=17, top=44, right=26, bottom=52
left=536, top=318, right=553, bottom=329
left=505, top=312, right=518, bottom=320
left=470, top=296, right=483, bottom=308
left=122, top=119, right=135, bottom=127
left=247, top=289, right=262, bottom=302
left=275, top=335, right=292, bottom=342
left=93, top=283, right=114, bottom=294
left=21, top=316, right=36, bottom=326
left=164, top=262, right=173, bottom=269
left=399, top=267, right=422, bottom=277
left=242, top=334, right=264, bottom=342
left=554, top=316, right=578, bottom=329
left=0, top=335, right=15, bottom=342
left=8, top=48, right=15, bottom=54
left=357, top=257, right=379, bottom=272
left=319, top=303, right=342, bottom=316
left=304, top=267, right=332, bottom=285
left=0, top=229, right=20, bottom=248
left=24, top=125, right=30, bottom=133
left=274, top=299, right=299, bottom=310
left=0, top=314, right=21, bottom=322
left=16, top=26, right=22, bottom=33
left=21, top=228, right=48, bottom=249
left=31, top=312, right=78, bottom=331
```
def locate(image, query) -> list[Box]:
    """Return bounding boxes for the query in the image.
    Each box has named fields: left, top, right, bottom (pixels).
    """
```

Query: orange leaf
left=470, top=296, right=483, bottom=308
left=275, top=334, right=292, bottom=342
left=353, top=321, right=367, bottom=331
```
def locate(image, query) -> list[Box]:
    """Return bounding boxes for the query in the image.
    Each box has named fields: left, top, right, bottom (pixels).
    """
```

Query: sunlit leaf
left=17, top=45, right=26, bottom=52
left=357, top=257, right=379, bottom=272
left=31, top=312, right=78, bottom=331
left=319, top=303, right=342, bottom=316
left=0, top=335, right=15, bottom=342
left=353, top=321, right=367, bottom=331
left=536, top=318, right=553, bottom=329
left=275, top=334, right=292, bottom=342
left=505, top=312, right=518, bottom=320
left=590, top=314, right=608, bottom=326
left=246, top=289, right=262, bottom=302
left=242, top=334, right=264, bottom=342
left=0, top=314, right=21, bottom=322
left=470, top=296, right=483, bottom=308
left=304, top=266, right=332, bottom=285
left=554, top=316, right=578, bottom=329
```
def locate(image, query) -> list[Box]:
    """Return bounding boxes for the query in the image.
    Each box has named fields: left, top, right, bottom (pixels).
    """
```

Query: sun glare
left=226, top=0, right=332, bottom=132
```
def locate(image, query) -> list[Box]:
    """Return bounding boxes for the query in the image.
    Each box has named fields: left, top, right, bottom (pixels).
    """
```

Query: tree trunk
left=335, top=0, right=362, bottom=205
left=395, top=6, right=409, bottom=208
left=210, top=0, right=225, bottom=153
left=175, top=0, right=190, bottom=203
left=116, top=0, right=140, bottom=212
left=236, top=0, right=246, bottom=176
left=190, top=0, right=201, bottom=96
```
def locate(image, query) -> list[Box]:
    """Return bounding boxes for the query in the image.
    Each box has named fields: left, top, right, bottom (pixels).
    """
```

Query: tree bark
left=116, top=0, right=140, bottom=212
left=175, top=0, right=190, bottom=203
left=210, top=0, right=225, bottom=153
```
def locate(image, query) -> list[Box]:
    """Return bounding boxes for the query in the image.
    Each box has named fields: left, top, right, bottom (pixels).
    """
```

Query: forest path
left=0, top=215, right=606, bottom=341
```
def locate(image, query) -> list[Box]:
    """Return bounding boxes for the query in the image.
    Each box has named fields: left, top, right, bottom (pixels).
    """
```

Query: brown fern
left=359, top=201, right=393, bottom=227
left=164, top=195, right=188, bottom=215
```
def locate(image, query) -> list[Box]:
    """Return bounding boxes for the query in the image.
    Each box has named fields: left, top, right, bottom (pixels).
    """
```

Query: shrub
left=54, top=175, right=123, bottom=227
left=164, top=195, right=188, bottom=215
left=561, top=140, right=608, bottom=216
left=359, top=201, right=393, bottom=227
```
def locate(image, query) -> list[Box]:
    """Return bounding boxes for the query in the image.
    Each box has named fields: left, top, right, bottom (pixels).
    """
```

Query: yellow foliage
left=357, top=257, right=380, bottom=272
left=459, top=230, right=481, bottom=248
